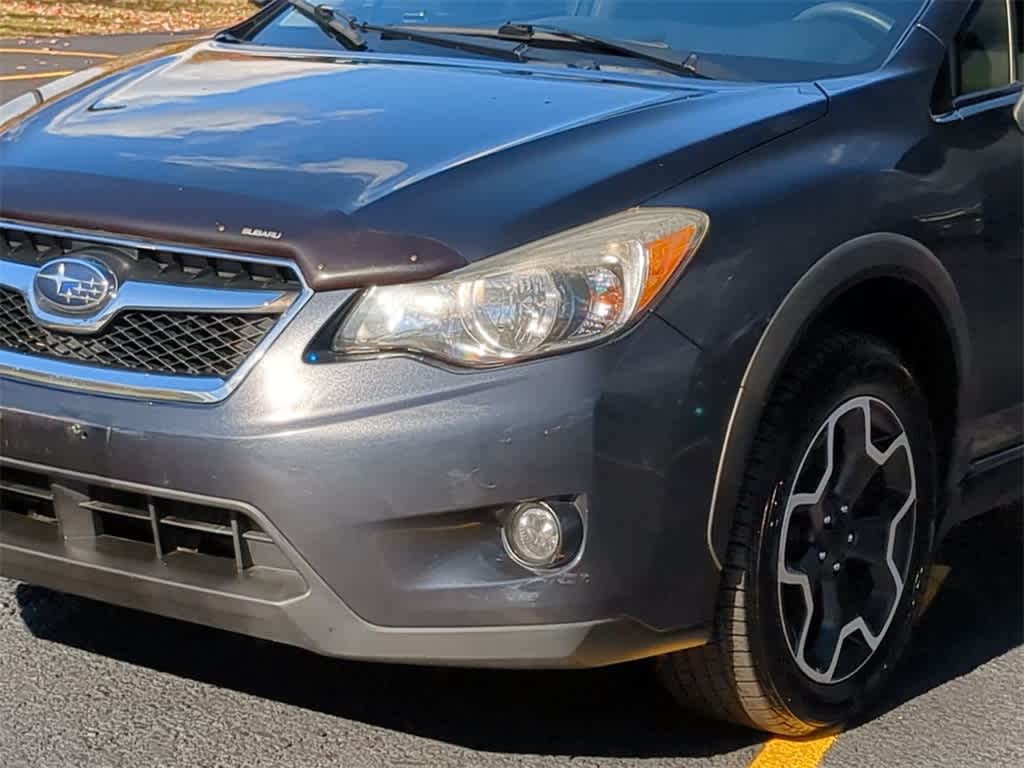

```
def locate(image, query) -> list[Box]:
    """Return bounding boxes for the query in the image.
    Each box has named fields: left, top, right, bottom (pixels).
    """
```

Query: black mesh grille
left=0, top=287, right=278, bottom=378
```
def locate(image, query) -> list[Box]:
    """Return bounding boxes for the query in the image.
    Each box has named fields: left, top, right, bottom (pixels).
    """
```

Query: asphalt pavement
left=0, top=32, right=196, bottom=102
left=0, top=33, right=1022, bottom=768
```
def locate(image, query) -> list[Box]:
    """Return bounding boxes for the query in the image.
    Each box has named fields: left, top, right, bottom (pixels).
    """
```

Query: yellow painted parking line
left=0, top=70, right=75, bottom=82
left=0, top=47, right=117, bottom=59
left=741, top=564, right=950, bottom=768
left=749, top=734, right=838, bottom=768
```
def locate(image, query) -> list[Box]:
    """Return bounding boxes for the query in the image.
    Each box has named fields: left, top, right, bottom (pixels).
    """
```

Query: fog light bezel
left=500, top=499, right=584, bottom=572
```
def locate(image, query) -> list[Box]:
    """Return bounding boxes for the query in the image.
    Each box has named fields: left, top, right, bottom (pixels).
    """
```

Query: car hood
left=0, top=42, right=827, bottom=289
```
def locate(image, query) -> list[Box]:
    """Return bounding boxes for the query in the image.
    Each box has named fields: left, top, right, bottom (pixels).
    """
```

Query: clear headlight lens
left=333, top=208, right=709, bottom=367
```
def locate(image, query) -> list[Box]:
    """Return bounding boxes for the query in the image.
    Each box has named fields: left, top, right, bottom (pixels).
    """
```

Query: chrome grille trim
left=0, top=258, right=295, bottom=334
left=0, top=219, right=314, bottom=404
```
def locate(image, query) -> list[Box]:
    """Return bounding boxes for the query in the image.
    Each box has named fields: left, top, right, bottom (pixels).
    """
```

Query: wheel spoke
left=809, top=575, right=844, bottom=676
left=848, top=515, right=890, bottom=565
left=804, top=502, right=827, bottom=538
left=833, top=452, right=880, bottom=509
left=796, top=546, right=823, bottom=578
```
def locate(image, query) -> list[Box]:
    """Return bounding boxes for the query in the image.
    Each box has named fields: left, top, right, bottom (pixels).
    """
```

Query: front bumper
left=0, top=292, right=722, bottom=667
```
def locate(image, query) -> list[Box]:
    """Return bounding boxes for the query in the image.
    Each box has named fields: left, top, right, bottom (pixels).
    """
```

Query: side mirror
left=1015, top=91, right=1023, bottom=133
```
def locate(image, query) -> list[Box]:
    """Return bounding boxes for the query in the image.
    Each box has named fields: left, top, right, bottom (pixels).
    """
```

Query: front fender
left=702, top=232, right=970, bottom=569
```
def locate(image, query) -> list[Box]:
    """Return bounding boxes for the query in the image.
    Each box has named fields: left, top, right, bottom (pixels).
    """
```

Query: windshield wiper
left=493, top=22, right=710, bottom=79
left=352, top=21, right=708, bottom=78
left=354, top=22, right=536, bottom=64
left=283, top=0, right=367, bottom=50
left=264, top=4, right=709, bottom=77
left=279, top=3, right=533, bottom=64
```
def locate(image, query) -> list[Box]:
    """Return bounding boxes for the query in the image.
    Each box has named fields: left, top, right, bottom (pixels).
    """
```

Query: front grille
left=0, top=287, right=277, bottom=378
left=0, top=224, right=305, bottom=384
left=1, top=464, right=306, bottom=602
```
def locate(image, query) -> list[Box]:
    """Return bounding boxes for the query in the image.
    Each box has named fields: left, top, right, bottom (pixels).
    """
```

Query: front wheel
left=660, top=332, right=937, bottom=735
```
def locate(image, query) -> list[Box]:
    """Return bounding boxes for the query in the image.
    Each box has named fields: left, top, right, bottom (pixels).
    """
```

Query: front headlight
left=332, top=208, right=709, bottom=367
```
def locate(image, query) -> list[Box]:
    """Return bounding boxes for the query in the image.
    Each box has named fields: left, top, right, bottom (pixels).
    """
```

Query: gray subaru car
left=1, top=0, right=1022, bottom=736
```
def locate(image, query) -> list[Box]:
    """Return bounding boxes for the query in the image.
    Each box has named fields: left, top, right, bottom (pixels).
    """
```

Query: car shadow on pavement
left=13, top=593, right=756, bottom=759
left=855, top=503, right=1023, bottom=725
left=13, top=505, right=1021, bottom=758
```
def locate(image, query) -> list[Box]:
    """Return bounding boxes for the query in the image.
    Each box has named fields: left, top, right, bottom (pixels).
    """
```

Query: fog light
left=503, top=501, right=561, bottom=569
left=504, top=502, right=562, bottom=568
left=501, top=500, right=585, bottom=570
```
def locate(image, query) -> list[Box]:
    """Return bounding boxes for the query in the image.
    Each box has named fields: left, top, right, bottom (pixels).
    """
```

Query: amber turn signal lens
left=639, top=224, right=702, bottom=309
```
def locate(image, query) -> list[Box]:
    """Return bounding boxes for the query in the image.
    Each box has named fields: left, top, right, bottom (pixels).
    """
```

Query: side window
left=956, top=0, right=1013, bottom=95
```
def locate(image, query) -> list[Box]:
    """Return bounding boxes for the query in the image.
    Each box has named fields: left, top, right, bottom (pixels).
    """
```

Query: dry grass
left=0, top=0, right=253, bottom=38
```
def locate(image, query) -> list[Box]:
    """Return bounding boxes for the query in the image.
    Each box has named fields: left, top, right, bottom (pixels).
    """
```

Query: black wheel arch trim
left=707, top=232, right=972, bottom=570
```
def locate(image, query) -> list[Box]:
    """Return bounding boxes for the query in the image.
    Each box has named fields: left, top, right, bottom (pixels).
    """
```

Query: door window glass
left=956, top=0, right=1013, bottom=93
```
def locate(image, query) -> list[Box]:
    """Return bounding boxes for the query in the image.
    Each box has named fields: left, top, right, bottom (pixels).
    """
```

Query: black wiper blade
left=496, top=22, right=710, bottom=79
left=354, top=23, right=531, bottom=64
left=280, top=6, right=516, bottom=62
left=284, top=0, right=366, bottom=50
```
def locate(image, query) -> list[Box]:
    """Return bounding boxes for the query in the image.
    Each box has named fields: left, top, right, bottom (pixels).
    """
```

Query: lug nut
left=818, top=551, right=827, bottom=562
left=840, top=504, right=850, bottom=515
left=823, top=515, right=833, bottom=527
left=847, top=533, right=855, bottom=544
left=833, top=562, right=842, bottom=573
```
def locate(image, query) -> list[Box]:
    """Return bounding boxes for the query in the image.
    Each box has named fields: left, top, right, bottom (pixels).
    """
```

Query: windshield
left=242, top=0, right=926, bottom=82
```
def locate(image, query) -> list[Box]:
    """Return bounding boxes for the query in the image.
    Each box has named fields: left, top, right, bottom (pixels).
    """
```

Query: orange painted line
left=0, top=47, right=117, bottom=59
left=749, top=734, right=838, bottom=768
left=0, top=70, right=75, bottom=82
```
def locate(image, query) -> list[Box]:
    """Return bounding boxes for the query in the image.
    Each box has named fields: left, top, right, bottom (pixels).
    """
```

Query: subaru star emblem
left=33, top=257, right=118, bottom=315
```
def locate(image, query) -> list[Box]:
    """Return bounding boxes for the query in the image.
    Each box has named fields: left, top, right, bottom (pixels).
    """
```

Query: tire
left=659, top=331, right=937, bottom=735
